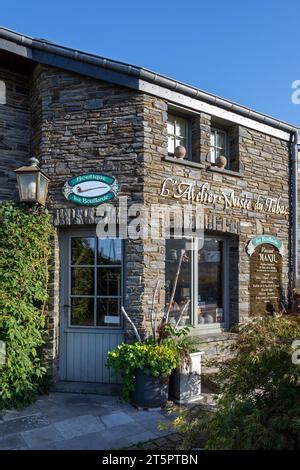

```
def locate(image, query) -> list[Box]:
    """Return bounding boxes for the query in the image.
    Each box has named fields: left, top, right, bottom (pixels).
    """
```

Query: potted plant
left=106, top=339, right=179, bottom=408
left=163, top=324, right=204, bottom=404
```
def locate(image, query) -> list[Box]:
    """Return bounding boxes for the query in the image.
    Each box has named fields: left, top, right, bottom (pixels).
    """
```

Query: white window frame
left=210, top=127, right=228, bottom=164
left=167, top=114, right=189, bottom=157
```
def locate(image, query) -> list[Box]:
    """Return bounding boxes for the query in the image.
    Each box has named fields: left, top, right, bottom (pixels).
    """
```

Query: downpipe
left=291, top=130, right=299, bottom=295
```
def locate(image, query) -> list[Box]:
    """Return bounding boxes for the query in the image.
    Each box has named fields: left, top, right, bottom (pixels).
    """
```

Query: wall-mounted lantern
left=15, top=157, right=50, bottom=206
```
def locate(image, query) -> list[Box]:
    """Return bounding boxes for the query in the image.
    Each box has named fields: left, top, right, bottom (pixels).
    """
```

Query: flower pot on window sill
left=169, top=351, right=204, bottom=404
left=131, top=369, right=169, bottom=409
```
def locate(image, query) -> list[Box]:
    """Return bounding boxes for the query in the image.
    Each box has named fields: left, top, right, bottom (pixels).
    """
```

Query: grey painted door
left=59, top=232, right=124, bottom=383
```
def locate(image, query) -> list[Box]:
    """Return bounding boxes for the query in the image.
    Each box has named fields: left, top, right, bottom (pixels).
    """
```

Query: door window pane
left=71, top=237, right=95, bottom=265
left=97, top=298, right=121, bottom=327
left=165, top=239, right=192, bottom=326
left=197, top=238, right=223, bottom=325
left=71, top=268, right=94, bottom=296
left=71, top=297, right=94, bottom=326
left=97, top=268, right=121, bottom=296
left=69, top=237, right=123, bottom=328
left=98, top=239, right=122, bottom=265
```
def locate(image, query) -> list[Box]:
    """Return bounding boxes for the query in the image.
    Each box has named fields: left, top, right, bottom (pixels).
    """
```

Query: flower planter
left=169, top=351, right=204, bottom=404
left=131, top=369, right=169, bottom=408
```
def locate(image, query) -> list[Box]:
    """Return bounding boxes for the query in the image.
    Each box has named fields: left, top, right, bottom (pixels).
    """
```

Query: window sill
left=207, top=166, right=243, bottom=178
left=163, top=155, right=205, bottom=169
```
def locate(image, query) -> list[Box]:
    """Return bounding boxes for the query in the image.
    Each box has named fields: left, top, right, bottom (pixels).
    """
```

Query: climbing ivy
left=0, top=202, right=53, bottom=408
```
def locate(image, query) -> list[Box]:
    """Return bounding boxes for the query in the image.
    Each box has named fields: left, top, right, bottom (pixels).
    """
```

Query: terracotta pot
left=174, top=145, right=186, bottom=159
left=216, top=155, right=227, bottom=169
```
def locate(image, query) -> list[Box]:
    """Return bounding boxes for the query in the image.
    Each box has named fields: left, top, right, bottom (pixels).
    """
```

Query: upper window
left=210, top=128, right=227, bottom=163
left=167, top=114, right=188, bottom=157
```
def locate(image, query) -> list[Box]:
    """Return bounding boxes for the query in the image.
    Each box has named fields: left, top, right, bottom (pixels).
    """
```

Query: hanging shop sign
left=247, top=235, right=284, bottom=256
left=160, top=178, right=289, bottom=216
left=62, top=173, right=119, bottom=206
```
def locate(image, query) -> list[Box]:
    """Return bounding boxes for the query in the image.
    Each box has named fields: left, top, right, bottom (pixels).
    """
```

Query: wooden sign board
left=249, top=243, right=282, bottom=316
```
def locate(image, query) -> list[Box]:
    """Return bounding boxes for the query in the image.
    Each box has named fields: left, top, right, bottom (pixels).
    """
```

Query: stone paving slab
left=0, top=413, right=50, bottom=436
left=100, top=411, right=135, bottom=428
left=21, top=425, right=63, bottom=449
left=0, top=392, right=174, bottom=450
left=53, top=414, right=105, bottom=440
left=0, top=433, right=27, bottom=450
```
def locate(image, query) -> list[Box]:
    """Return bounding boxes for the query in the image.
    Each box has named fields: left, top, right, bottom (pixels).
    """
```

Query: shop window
left=165, top=238, right=192, bottom=326
left=167, top=114, right=189, bottom=158
left=165, top=236, right=226, bottom=328
left=69, top=237, right=123, bottom=328
left=197, top=238, right=224, bottom=325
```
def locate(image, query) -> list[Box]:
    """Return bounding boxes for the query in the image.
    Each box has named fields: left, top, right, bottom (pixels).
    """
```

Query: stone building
left=0, top=27, right=299, bottom=389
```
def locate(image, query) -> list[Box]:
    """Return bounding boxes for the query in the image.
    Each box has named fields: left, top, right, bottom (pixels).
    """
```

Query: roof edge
left=0, top=26, right=298, bottom=134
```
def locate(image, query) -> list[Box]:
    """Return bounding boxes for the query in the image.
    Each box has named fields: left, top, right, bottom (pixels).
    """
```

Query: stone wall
left=0, top=62, right=293, bottom=361
left=29, top=65, right=148, bottom=341
left=0, top=68, right=30, bottom=200
left=142, top=95, right=291, bottom=329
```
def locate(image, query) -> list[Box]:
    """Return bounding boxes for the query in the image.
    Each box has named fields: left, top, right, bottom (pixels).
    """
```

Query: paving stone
left=54, top=431, right=123, bottom=450
left=21, top=425, right=64, bottom=449
left=134, top=416, right=173, bottom=436
left=2, top=403, right=41, bottom=422
left=0, top=433, right=28, bottom=450
left=128, top=409, right=166, bottom=421
left=39, top=401, right=112, bottom=423
left=98, top=421, right=146, bottom=440
left=100, top=411, right=135, bottom=428
left=126, top=431, right=157, bottom=445
left=109, top=437, right=133, bottom=450
left=53, top=414, right=105, bottom=440
left=0, top=413, right=50, bottom=437
left=0, top=393, right=176, bottom=450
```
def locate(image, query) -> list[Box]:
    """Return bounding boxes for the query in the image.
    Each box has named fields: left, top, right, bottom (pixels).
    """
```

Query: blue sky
left=2, top=0, right=299, bottom=125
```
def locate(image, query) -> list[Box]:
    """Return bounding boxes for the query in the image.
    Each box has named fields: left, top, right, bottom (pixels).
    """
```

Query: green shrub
left=0, top=202, right=53, bottom=408
left=172, top=316, right=300, bottom=449
left=107, top=340, right=179, bottom=400
left=162, top=323, right=202, bottom=369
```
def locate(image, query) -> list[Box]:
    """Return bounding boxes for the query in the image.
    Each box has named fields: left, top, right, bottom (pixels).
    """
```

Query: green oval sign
left=62, top=173, right=119, bottom=206
left=247, top=235, right=284, bottom=256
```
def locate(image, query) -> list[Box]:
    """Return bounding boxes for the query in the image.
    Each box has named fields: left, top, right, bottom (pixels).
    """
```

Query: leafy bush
left=0, top=202, right=53, bottom=408
left=107, top=340, right=179, bottom=400
left=172, top=316, right=300, bottom=449
left=162, top=324, right=202, bottom=369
